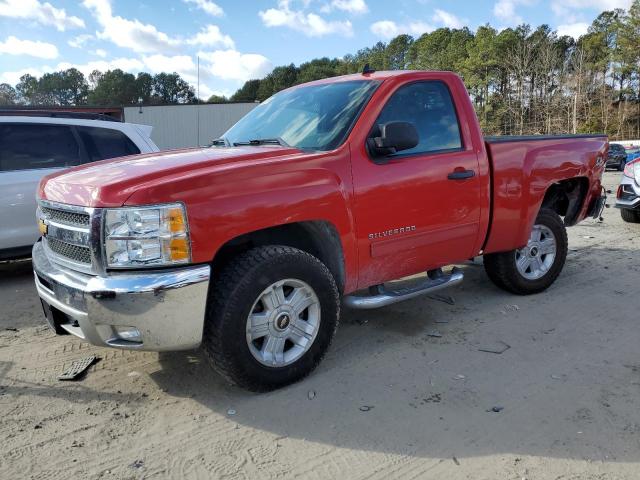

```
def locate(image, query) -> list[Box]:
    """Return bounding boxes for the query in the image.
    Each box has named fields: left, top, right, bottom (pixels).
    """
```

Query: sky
left=0, top=0, right=634, bottom=99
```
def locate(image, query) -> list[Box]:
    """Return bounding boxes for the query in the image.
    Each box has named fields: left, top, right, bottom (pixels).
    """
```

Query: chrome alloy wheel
left=515, top=224, right=557, bottom=280
left=246, top=279, right=321, bottom=367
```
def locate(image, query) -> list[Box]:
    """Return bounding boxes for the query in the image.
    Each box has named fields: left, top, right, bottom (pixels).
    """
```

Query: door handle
left=447, top=168, right=475, bottom=180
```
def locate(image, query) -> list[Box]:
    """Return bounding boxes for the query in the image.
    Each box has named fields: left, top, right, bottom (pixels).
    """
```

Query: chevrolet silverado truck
left=32, top=70, right=608, bottom=391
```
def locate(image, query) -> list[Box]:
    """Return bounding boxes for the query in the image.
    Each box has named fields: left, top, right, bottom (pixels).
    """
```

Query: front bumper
left=32, top=241, right=211, bottom=351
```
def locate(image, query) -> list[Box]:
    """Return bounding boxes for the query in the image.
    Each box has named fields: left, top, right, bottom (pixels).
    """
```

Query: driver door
left=350, top=80, right=482, bottom=288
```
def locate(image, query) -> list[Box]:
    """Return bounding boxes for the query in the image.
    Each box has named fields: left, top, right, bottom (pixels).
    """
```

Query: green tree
left=16, top=74, right=40, bottom=104
left=88, top=69, right=138, bottom=105
left=151, top=73, right=196, bottom=104
left=230, top=79, right=261, bottom=102
left=207, top=94, right=228, bottom=103
left=0, top=83, right=18, bottom=105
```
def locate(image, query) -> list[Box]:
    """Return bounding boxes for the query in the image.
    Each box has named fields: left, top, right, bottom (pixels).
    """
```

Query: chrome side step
left=343, top=267, right=464, bottom=310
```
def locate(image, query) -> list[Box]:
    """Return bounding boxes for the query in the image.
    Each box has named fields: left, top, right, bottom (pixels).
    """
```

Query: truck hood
left=39, top=146, right=305, bottom=207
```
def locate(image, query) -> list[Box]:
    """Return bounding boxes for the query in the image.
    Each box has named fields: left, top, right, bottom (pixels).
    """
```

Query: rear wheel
left=484, top=209, right=568, bottom=295
left=621, top=208, right=640, bottom=223
left=202, top=246, right=340, bottom=391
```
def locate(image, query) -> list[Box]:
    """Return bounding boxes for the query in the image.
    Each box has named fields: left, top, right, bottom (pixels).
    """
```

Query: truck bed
left=482, top=134, right=608, bottom=254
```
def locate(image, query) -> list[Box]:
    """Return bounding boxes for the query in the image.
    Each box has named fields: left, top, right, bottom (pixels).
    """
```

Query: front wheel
left=202, top=246, right=340, bottom=391
left=484, top=209, right=568, bottom=295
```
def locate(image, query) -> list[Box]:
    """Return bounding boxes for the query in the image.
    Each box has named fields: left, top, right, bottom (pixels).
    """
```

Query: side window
left=372, top=81, right=462, bottom=157
left=0, top=123, right=82, bottom=172
left=77, top=126, right=140, bottom=162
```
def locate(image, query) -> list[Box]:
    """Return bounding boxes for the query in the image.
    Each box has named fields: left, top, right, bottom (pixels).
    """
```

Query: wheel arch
left=211, top=220, right=347, bottom=293
left=540, top=176, right=590, bottom=226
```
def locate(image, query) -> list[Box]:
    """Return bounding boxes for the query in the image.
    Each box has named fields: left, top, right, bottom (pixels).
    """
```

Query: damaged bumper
left=32, top=241, right=210, bottom=351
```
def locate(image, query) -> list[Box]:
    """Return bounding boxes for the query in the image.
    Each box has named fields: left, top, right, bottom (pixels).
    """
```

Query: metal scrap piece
left=58, top=355, right=98, bottom=381
left=477, top=341, right=511, bottom=354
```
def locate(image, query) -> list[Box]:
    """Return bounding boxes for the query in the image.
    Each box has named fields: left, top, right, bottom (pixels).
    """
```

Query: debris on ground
left=453, top=456, right=460, bottom=466
left=427, top=330, right=443, bottom=338
left=4, top=327, right=18, bottom=332
left=428, top=294, right=455, bottom=305
left=58, top=355, right=99, bottom=381
left=453, top=374, right=466, bottom=380
left=226, top=408, right=237, bottom=416
left=487, top=406, right=504, bottom=413
left=127, top=371, right=141, bottom=377
left=435, top=318, right=449, bottom=324
left=359, top=405, right=374, bottom=412
left=478, top=341, right=511, bottom=354
left=307, top=390, right=316, bottom=400
left=130, top=459, right=144, bottom=469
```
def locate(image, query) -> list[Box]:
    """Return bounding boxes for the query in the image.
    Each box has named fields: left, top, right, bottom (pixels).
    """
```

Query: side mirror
left=369, top=121, right=419, bottom=157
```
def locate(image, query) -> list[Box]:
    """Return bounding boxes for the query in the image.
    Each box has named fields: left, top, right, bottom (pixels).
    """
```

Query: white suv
left=0, top=114, right=160, bottom=259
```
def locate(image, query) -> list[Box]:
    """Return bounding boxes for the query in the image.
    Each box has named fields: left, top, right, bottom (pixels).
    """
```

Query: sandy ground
left=1, top=171, right=639, bottom=480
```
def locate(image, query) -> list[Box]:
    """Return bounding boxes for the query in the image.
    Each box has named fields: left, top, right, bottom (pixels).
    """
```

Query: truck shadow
left=151, top=246, right=640, bottom=463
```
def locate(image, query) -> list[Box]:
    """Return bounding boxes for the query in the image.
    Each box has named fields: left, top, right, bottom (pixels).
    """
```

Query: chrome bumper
left=32, top=241, right=211, bottom=351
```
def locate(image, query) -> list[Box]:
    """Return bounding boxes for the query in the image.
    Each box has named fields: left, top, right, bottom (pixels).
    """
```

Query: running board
left=343, top=267, right=464, bottom=310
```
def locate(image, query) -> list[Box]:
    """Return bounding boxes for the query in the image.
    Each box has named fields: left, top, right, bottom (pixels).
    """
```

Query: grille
left=42, top=207, right=90, bottom=227
left=47, top=237, right=92, bottom=264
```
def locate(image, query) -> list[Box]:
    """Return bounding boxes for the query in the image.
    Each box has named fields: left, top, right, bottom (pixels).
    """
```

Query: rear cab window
left=371, top=80, right=463, bottom=158
left=76, top=126, right=140, bottom=162
left=0, top=123, right=82, bottom=172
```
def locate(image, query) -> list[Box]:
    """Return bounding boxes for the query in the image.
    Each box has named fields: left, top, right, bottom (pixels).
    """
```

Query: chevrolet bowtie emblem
left=38, top=219, right=48, bottom=236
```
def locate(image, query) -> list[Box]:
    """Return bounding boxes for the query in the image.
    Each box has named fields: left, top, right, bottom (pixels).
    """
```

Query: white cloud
left=0, top=67, right=47, bottom=86
left=83, top=0, right=237, bottom=56
left=55, top=58, right=145, bottom=77
left=560, top=0, right=631, bottom=8
left=370, top=20, right=434, bottom=39
left=260, top=0, right=353, bottom=37
left=0, top=36, right=58, bottom=59
left=186, top=24, right=235, bottom=48
left=83, top=0, right=182, bottom=53
left=0, top=0, right=85, bottom=31
left=322, top=0, right=368, bottom=14
left=199, top=49, right=273, bottom=82
left=68, top=34, right=94, bottom=48
left=182, top=0, right=223, bottom=17
left=556, top=22, right=590, bottom=38
left=493, top=0, right=533, bottom=25
left=143, top=54, right=196, bottom=76
left=431, top=9, right=466, bottom=29
left=93, top=48, right=107, bottom=57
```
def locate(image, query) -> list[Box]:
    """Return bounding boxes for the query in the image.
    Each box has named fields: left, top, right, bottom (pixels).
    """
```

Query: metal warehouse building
left=123, top=102, right=258, bottom=150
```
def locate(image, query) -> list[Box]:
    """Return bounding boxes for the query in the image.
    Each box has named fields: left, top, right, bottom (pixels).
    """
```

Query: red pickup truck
left=33, top=70, right=607, bottom=391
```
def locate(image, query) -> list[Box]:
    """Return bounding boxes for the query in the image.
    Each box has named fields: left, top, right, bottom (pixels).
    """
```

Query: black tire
left=483, top=209, right=568, bottom=295
left=202, top=246, right=340, bottom=392
left=621, top=208, right=640, bottom=223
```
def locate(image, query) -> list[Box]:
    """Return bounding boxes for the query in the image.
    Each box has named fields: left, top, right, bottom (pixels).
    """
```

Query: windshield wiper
left=232, top=138, right=289, bottom=147
left=210, top=137, right=230, bottom=147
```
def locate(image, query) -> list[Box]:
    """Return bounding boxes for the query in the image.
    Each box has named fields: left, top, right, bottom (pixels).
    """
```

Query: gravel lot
left=1, top=171, right=639, bottom=480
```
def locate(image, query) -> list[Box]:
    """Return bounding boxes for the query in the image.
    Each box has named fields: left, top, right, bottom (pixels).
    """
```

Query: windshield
left=223, top=80, right=380, bottom=151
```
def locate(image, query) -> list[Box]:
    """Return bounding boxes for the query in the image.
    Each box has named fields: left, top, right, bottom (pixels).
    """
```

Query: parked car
left=32, top=70, right=607, bottom=391
left=626, top=146, right=640, bottom=164
left=616, top=158, right=640, bottom=223
left=606, top=143, right=628, bottom=170
left=0, top=114, right=159, bottom=259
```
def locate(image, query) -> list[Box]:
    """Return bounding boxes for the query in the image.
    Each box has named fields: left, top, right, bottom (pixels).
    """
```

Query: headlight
left=104, top=204, right=191, bottom=268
